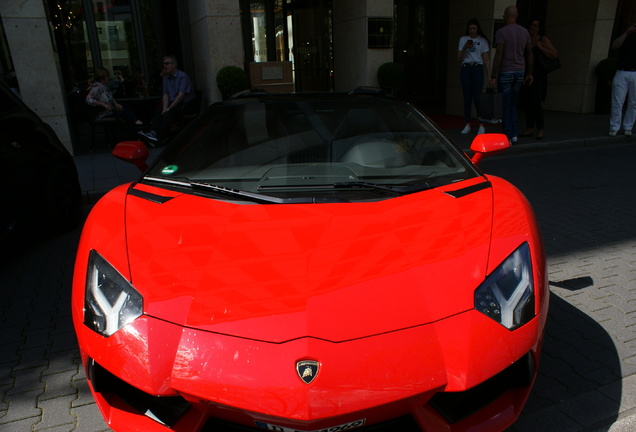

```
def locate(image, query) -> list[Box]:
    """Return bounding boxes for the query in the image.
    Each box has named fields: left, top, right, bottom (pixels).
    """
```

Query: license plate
left=254, top=418, right=366, bottom=432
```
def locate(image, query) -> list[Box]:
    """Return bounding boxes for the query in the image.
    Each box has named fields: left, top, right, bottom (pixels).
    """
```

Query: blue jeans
left=498, top=71, right=525, bottom=139
left=460, top=64, right=484, bottom=124
left=610, top=70, right=636, bottom=132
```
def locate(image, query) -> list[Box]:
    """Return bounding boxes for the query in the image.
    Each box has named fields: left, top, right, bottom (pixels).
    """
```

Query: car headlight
left=474, top=243, right=534, bottom=330
left=85, top=250, right=143, bottom=337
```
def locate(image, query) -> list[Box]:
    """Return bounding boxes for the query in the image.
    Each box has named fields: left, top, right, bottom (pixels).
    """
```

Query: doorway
left=393, top=0, right=449, bottom=112
left=241, top=0, right=333, bottom=92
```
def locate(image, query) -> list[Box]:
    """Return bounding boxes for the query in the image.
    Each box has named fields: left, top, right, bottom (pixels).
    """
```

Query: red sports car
left=72, top=90, right=548, bottom=432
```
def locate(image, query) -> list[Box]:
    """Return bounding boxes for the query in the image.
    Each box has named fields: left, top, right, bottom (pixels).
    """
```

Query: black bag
left=536, top=51, right=561, bottom=74
left=479, top=89, right=502, bottom=124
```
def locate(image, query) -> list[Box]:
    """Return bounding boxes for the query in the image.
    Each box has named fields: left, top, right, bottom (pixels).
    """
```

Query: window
left=47, top=0, right=161, bottom=95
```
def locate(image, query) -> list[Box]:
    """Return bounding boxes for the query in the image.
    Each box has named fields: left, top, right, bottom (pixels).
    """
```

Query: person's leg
left=498, top=72, right=514, bottom=139
left=610, top=71, right=628, bottom=133
left=532, top=76, right=545, bottom=135
left=151, top=107, right=162, bottom=133
left=460, top=66, right=473, bottom=127
left=534, top=86, right=545, bottom=137
left=470, top=66, right=486, bottom=133
left=115, top=103, right=138, bottom=124
left=622, top=72, right=636, bottom=133
left=157, top=107, right=179, bottom=142
left=508, top=71, right=524, bottom=139
left=521, top=85, right=535, bottom=135
left=138, top=107, right=162, bottom=143
left=471, top=66, right=484, bottom=121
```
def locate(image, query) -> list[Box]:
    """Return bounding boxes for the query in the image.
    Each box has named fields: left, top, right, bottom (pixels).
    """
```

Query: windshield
left=144, top=95, right=481, bottom=203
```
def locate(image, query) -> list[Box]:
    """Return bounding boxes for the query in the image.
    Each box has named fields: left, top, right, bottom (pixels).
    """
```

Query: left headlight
left=474, top=243, right=534, bottom=330
left=85, top=250, right=143, bottom=337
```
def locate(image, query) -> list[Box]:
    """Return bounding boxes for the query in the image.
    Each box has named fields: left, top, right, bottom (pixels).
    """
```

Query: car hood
left=124, top=180, right=493, bottom=343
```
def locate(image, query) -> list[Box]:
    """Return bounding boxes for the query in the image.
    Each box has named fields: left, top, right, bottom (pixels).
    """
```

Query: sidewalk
left=443, top=109, right=622, bottom=152
left=74, top=110, right=626, bottom=202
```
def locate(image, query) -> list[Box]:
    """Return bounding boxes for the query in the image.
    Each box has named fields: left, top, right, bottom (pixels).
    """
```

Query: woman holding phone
left=457, top=18, right=491, bottom=135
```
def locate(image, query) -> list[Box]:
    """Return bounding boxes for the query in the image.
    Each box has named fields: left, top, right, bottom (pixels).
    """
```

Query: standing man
left=139, top=55, right=194, bottom=145
left=489, top=6, right=533, bottom=143
left=609, top=23, right=636, bottom=137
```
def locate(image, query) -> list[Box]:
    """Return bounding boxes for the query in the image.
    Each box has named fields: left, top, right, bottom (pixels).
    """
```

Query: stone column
left=188, top=0, right=244, bottom=104
left=333, top=0, right=393, bottom=92
left=544, top=0, right=619, bottom=113
left=0, top=1, right=73, bottom=153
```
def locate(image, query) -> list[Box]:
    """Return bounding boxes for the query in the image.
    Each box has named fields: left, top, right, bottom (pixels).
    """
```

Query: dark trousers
left=522, top=74, right=546, bottom=130
left=498, top=71, right=525, bottom=139
left=111, top=103, right=138, bottom=124
left=151, top=105, right=182, bottom=141
left=460, top=64, right=484, bottom=124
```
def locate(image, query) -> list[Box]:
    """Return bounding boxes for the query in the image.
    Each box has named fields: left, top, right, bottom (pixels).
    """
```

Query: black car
left=0, top=80, right=82, bottom=255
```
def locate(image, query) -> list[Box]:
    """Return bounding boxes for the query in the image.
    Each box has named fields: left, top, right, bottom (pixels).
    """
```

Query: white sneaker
left=138, top=130, right=158, bottom=141
left=477, top=126, right=485, bottom=135
left=609, top=130, right=618, bottom=137
left=461, top=125, right=471, bottom=134
left=625, top=129, right=632, bottom=136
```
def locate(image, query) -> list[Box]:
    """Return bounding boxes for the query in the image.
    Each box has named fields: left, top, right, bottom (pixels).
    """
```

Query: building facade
left=0, top=0, right=633, bottom=155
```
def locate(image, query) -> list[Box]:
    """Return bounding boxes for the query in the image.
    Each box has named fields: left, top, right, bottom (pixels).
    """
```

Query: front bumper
left=76, top=300, right=548, bottom=432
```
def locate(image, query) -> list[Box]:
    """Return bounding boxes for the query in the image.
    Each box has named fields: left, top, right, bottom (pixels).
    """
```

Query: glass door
left=88, top=0, right=141, bottom=92
left=286, top=0, right=333, bottom=92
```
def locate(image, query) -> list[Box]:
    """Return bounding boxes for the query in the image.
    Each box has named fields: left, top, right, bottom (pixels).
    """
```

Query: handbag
left=478, top=88, right=502, bottom=124
left=536, top=51, right=561, bottom=74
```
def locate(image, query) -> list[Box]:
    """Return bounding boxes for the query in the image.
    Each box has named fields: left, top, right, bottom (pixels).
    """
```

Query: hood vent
left=444, top=181, right=491, bottom=198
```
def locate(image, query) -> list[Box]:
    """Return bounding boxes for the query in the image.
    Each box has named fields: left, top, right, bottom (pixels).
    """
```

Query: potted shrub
left=377, top=62, right=405, bottom=96
left=216, top=66, right=250, bottom=99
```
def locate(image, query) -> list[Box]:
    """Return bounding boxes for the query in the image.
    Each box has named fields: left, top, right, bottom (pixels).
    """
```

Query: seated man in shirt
left=139, top=55, right=194, bottom=145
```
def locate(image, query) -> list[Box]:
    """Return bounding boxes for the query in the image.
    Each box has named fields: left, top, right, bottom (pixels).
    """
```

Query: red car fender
left=72, top=184, right=132, bottom=359
left=486, top=175, right=548, bottom=311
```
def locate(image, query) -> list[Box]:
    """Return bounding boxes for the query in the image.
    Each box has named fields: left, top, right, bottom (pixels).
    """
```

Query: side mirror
left=469, top=133, right=510, bottom=165
left=112, top=140, right=149, bottom=172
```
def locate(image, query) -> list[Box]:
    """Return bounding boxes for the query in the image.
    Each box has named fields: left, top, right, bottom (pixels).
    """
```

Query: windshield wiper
left=144, top=176, right=318, bottom=204
left=333, top=181, right=434, bottom=194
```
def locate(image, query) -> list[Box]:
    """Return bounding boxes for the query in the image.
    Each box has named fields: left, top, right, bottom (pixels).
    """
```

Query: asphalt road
left=1, top=140, right=635, bottom=432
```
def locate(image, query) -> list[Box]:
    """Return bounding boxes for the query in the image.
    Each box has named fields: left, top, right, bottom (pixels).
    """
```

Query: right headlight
left=474, top=243, right=534, bottom=330
left=84, top=250, right=143, bottom=337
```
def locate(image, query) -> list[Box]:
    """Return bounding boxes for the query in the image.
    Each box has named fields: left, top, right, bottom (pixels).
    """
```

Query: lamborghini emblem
left=296, top=360, right=319, bottom=384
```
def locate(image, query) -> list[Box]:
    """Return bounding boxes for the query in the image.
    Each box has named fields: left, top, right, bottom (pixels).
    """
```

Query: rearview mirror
left=112, top=141, right=149, bottom=172
left=469, top=133, right=510, bottom=165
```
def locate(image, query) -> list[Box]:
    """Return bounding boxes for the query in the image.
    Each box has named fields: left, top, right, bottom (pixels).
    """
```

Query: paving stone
left=36, top=425, right=78, bottom=432
left=13, top=346, right=49, bottom=372
left=0, top=388, right=43, bottom=423
left=7, top=366, right=47, bottom=396
left=558, top=391, right=620, bottom=429
left=0, top=382, right=10, bottom=412
left=35, top=395, right=76, bottom=431
left=71, top=377, right=96, bottom=409
left=39, top=370, right=78, bottom=401
left=20, top=328, right=54, bottom=351
left=0, top=417, right=39, bottom=432
left=507, top=405, right=582, bottom=432
left=0, top=324, right=27, bottom=345
left=71, top=402, right=111, bottom=432
left=47, top=333, right=80, bottom=356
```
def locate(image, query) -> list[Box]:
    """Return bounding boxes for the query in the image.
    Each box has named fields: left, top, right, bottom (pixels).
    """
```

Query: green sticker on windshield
left=161, top=165, right=179, bottom=175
